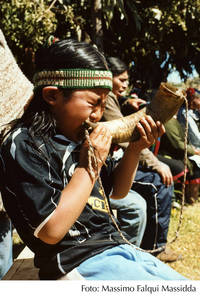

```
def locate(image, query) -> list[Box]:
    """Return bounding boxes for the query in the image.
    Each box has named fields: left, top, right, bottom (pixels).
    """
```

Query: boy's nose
left=89, top=108, right=102, bottom=123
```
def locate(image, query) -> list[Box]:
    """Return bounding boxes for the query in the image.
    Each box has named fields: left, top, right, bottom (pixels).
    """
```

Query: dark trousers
left=132, top=167, right=173, bottom=250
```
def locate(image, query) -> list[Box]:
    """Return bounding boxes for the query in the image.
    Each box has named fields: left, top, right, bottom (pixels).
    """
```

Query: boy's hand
left=79, top=125, right=112, bottom=176
left=130, top=115, right=165, bottom=152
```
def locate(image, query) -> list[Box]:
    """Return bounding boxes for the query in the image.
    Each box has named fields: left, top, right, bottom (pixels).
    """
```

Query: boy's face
left=52, top=88, right=109, bottom=142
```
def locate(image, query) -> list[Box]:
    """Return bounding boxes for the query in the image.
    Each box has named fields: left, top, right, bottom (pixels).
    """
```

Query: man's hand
left=156, top=162, right=173, bottom=186
left=126, top=97, right=146, bottom=111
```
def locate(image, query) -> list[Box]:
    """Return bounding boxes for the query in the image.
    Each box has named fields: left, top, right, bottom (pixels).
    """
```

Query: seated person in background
left=102, top=56, right=179, bottom=262
left=158, top=110, right=200, bottom=204
left=0, top=38, right=186, bottom=280
left=101, top=60, right=147, bottom=247
left=178, top=87, right=200, bottom=149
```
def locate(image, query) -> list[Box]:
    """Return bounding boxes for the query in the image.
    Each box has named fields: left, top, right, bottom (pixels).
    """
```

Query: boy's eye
left=96, top=98, right=102, bottom=105
left=90, top=98, right=106, bottom=108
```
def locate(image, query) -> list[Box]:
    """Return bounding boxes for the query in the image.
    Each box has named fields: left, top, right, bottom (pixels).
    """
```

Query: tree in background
left=1, top=0, right=200, bottom=91
left=0, top=0, right=57, bottom=79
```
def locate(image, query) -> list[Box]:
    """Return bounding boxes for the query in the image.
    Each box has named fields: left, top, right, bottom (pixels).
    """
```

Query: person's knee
left=124, top=190, right=147, bottom=225
left=110, top=190, right=147, bottom=213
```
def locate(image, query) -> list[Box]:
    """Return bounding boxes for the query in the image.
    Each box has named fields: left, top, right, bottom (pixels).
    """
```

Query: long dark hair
left=106, top=57, right=128, bottom=77
left=3, top=39, right=109, bottom=143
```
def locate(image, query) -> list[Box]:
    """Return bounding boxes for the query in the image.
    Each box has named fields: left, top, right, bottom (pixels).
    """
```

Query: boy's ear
left=42, top=86, right=60, bottom=106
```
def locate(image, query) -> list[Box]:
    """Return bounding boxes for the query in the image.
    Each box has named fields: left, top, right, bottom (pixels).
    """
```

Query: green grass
left=167, top=202, right=200, bottom=280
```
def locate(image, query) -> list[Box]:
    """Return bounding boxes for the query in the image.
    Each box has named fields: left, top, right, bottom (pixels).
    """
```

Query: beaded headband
left=33, top=69, right=113, bottom=90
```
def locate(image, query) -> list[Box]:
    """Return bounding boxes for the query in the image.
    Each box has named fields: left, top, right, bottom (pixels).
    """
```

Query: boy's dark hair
left=4, top=39, right=109, bottom=142
left=35, top=39, right=108, bottom=72
left=106, top=57, right=128, bottom=76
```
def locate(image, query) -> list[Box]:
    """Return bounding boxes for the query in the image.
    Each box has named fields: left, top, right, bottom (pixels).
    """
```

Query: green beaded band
left=33, top=69, right=113, bottom=90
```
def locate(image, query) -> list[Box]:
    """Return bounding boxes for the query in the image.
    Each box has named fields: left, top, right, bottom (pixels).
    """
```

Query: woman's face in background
left=112, top=70, right=129, bottom=99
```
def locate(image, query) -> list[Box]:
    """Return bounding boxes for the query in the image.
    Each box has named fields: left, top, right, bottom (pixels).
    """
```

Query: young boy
left=0, top=38, right=186, bottom=280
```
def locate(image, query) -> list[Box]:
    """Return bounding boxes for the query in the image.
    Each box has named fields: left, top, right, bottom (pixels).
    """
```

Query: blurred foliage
left=1, top=0, right=200, bottom=90
left=0, top=0, right=57, bottom=78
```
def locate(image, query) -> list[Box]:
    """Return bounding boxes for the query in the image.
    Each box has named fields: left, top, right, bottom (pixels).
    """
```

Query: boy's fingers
left=156, top=121, right=165, bottom=136
left=139, top=117, right=157, bottom=141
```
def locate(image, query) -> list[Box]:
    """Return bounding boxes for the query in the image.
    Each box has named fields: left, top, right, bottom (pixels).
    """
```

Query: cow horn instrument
left=85, top=82, right=186, bottom=143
